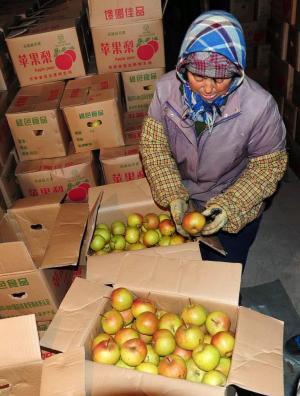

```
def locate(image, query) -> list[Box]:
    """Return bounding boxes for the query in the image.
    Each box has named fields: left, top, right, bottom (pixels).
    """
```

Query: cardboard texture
left=6, top=81, right=70, bottom=161
left=40, top=253, right=284, bottom=396
left=121, top=67, right=165, bottom=112
left=15, top=149, right=99, bottom=200
left=0, top=150, right=22, bottom=208
left=88, top=0, right=162, bottom=28
left=0, top=194, right=90, bottom=320
left=100, top=144, right=145, bottom=184
left=5, top=17, right=87, bottom=87
left=0, top=314, right=42, bottom=395
left=92, top=19, right=165, bottom=74
left=60, top=73, right=125, bottom=152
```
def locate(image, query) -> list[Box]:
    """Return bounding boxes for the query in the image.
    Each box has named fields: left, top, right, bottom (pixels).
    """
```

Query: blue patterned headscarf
left=176, top=10, right=246, bottom=132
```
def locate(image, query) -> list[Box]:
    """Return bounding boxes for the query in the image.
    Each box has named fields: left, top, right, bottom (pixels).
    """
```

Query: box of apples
left=40, top=246, right=284, bottom=396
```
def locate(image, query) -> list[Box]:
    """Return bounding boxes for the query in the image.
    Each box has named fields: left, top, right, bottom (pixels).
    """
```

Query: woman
left=139, top=10, right=287, bottom=268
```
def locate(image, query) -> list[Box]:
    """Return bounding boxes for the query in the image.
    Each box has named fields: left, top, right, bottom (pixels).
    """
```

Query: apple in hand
left=120, top=338, right=147, bottom=367
left=186, top=358, right=205, bottom=383
left=192, top=343, right=220, bottom=371
left=211, top=331, right=235, bottom=357
left=101, top=309, right=124, bottom=334
left=158, top=354, right=187, bottom=379
left=158, top=312, right=183, bottom=335
left=92, top=339, right=120, bottom=365
left=111, top=287, right=134, bottom=311
left=175, top=324, right=204, bottom=351
left=206, top=311, right=231, bottom=335
left=202, top=369, right=227, bottom=386
left=131, top=298, right=156, bottom=318
left=127, top=213, right=143, bottom=227
left=136, top=311, right=159, bottom=335
left=136, top=362, right=158, bottom=375
left=152, top=329, right=176, bottom=356
left=182, top=211, right=206, bottom=235
left=181, top=303, right=207, bottom=326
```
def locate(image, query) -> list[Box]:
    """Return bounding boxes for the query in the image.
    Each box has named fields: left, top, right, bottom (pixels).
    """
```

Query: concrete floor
left=242, top=167, right=300, bottom=317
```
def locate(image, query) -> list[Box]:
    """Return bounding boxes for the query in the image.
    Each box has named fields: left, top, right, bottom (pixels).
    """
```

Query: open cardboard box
left=0, top=193, right=90, bottom=320
left=40, top=247, right=284, bottom=396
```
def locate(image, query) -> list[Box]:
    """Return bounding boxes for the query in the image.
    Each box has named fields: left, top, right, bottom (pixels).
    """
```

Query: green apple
left=127, top=213, right=143, bottom=227
left=186, top=358, right=205, bottom=383
left=115, top=359, right=135, bottom=369
left=152, top=329, right=176, bottom=356
left=94, top=228, right=111, bottom=243
left=144, top=344, right=159, bottom=366
left=202, top=369, right=227, bottom=386
left=125, top=226, right=140, bottom=244
left=110, top=235, right=126, bottom=251
left=192, top=343, right=220, bottom=371
left=96, top=223, right=109, bottom=231
left=90, top=235, right=106, bottom=251
left=136, top=362, right=158, bottom=375
left=158, top=235, right=171, bottom=247
left=158, top=312, right=183, bottom=335
left=111, top=287, right=134, bottom=311
left=215, top=356, right=231, bottom=377
left=181, top=303, right=207, bottom=326
left=111, top=221, right=126, bottom=235
left=175, top=324, right=204, bottom=350
left=101, top=309, right=124, bottom=335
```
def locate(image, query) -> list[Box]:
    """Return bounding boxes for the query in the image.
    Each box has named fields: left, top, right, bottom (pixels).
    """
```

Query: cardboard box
left=271, top=0, right=297, bottom=25
left=5, top=17, right=87, bottom=87
left=40, top=251, right=284, bottom=396
left=287, top=25, right=300, bottom=72
left=269, top=53, right=294, bottom=100
left=92, top=19, right=165, bottom=74
left=16, top=149, right=100, bottom=200
left=230, top=0, right=255, bottom=22
left=60, top=73, right=125, bottom=152
left=121, top=67, right=165, bottom=112
left=123, top=109, right=147, bottom=128
left=0, top=151, right=22, bottom=208
left=6, top=81, right=70, bottom=161
left=268, top=21, right=289, bottom=60
left=100, top=144, right=144, bottom=184
left=88, top=0, right=162, bottom=28
left=0, top=314, right=43, bottom=395
left=0, top=193, right=89, bottom=320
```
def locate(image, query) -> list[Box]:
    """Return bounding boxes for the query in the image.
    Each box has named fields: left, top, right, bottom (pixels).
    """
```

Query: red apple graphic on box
left=67, top=182, right=91, bottom=202
left=137, top=39, right=159, bottom=61
left=55, top=49, right=76, bottom=70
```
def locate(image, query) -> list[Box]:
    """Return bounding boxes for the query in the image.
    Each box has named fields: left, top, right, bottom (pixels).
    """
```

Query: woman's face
left=187, top=71, right=232, bottom=102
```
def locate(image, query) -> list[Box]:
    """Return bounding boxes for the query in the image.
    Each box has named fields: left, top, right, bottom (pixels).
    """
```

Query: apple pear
left=202, top=369, right=227, bottom=386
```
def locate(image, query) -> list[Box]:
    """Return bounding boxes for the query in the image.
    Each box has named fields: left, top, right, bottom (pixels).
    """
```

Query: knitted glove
left=201, top=205, right=228, bottom=235
left=169, top=198, right=190, bottom=238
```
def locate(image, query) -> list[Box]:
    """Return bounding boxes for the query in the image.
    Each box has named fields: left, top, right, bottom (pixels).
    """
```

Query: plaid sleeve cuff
left=139, top=116, right=189, bottom=208
left=207, top=150, right=288, bottom=233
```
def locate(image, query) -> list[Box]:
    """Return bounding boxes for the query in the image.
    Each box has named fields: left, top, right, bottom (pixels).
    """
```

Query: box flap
left=9, top=193, right=65, bottom=210
left=40, top=277, right=110, bottom=352
left=87, top=249, right=242, bottom=306
left=40, top=347, right=85, bottom=396
left=228, top=306, right=284, bottom=396
left=6, top=81, right=65, bottom=113
left=0, top=241, right=36, bottom=273
left=78, top=192, right=103, bottom=267
left=60, top=73, right=119, bottom=108
left=0, top=314, right=41, bottom=368
left=85, top=361, right=224, bottom=396
left=40, top=203, right=89, bottom=269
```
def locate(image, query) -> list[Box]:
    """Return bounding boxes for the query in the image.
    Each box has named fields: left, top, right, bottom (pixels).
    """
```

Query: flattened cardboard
left=229, top=307, right=284, bottom=396
left=40, top=347, right=85, bottom=396
left=0, top=241, right=36, bottom=274
left=88, top=0, right=162, bottom=28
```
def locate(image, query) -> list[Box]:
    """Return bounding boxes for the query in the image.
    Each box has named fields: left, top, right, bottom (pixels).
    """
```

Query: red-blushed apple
left=211, top=331, right=235, bottom=357
left=91, top=333, right=112, bottom=350
left=182, top=211, right=206, bottom=235
left=143, top=229, right=159, bottom=247
left=131, top=298, right=156, bottom=318
left=192, top=343, right=220, bottom=371
left=144, top=344, right=160, bottom=366
left=127, top=213, right=143, bottom=228
left=120, top=338, right=147, bottom=367
left=139, top=333, right=153, bottom=344
left=93, top=228, right=111, bottom=243
left=127, top=242, right=145, bottom=251
left=159, top=219, right=176, bottom=236
left=181, top=303, right=207, bottom=326
left=96, top=222, right=109, bottom=231
left=159, top=213, right=170, bottom=222
left=158, top=354, right=187, bottom=379
left=114, top=328, right=139, bottom=347
left=142, top=213, right=160, bottom=230
left=158, top=312, right=183, bottom=335
left=101, top=309, right=124, bottom=334
left=109, top=235, right=126, bottom=251
left=175, top=324, right=204, bottom=351
left=205, top=311, right=231, bottom=335
left=90, top=235, right=106, bottom=251
left=173, top=346, right=192, bottom=361
left=115, top=359, right=135, bottom=369
left=136, top=362, right=158, bottom=375
left=136, top=311, right=159, bottom=335
left=92, top=339, right=120, bottom=365
left=170, top=234, right=186, bottom=245
left=215, top=356, right=231, bottom=377
left=186, top=358, right=205, bottom=383
left=152, top=329, right=176, bottom=356
left=119, top=308, right=134, bottom=326
left=158, top=235, right=171, bottom=247
left=111, top=221, right=126, bottom=236
left=111, top=287, right=134, bottom=311
left=202, top=369, right=227, bottom=386
left=125, top=226, right=140, bottom=244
